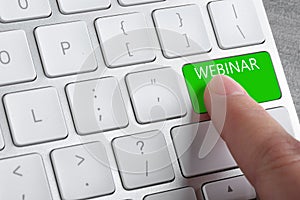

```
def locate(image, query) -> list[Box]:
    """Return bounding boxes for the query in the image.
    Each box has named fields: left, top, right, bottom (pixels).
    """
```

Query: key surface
left=126, top=68, right=186, bottom=124
left=35, top=21, right=97, bottom=77
left=66, top=77, right=128, bottom=135
left=0, top=154, right=52, bottom=200
left=0, top=30, right=36, bottom=86
left=208, top=0, right=265, bottom=49
left=172, top=121, right=237, bottom=177
left=51, top=142, right=115, bottom=200
left=172, top=107, right=294, bottom=178
left=153, top=5, right=211, bottom=58
left=113, top=130, right=175, bottom=189
left=95, top=13, right=155, bottom=68
left=0, top=0, right=51, bottom=22
left=202, top=176, right=256, bottom=200
left=4, top=87, right=68, bottom=146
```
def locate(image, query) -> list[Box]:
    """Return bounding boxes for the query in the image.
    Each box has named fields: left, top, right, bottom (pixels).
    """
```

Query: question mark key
left=112, top=130, right=175, bottom=189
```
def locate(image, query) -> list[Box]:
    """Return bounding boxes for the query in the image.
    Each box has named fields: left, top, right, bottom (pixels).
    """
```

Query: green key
left=182, top=52, right=281, bottom=114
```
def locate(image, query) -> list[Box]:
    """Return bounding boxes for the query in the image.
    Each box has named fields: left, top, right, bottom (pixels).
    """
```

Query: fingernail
left=208, top=75, right=246, bottom=96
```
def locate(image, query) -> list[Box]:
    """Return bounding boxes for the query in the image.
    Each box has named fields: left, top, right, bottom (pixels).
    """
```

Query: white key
left=172, top=122, right=237, bottom=177
left=112, top=131, right=175, bottom=189
left=126, top=68, right=186, bottom=124
left=0, top=30, right=36, bottom=86
left=4, top=88, right=68, bottom=146
left=95, top=13, right=155, bottom=68
left=66, top=77, right=128, bottom=135
left=119, top=0, right=164, bottom=6
left=0, top=0, right=51, bottom=22
left=208, top=0, right=265, bottom=49
left=35, top=21, right=97, bottom=77
left=0, top=128, right=4, bottom=150
left=202, top=176, right=256, bottom=200
left=171, top=107, right=294, bottom=177
left=153, top=5, right=211, bottom=58
left=145, top=187, right=197, bottom=200
left=268, top=107, right=294, bottom=136
left=51, top=142, right=115, bottom=200
left=57, top=0, right=110, bottom=14
left=0, top=154, right=52, bottom=200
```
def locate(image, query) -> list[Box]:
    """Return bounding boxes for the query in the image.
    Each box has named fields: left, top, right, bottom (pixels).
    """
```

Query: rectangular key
left=66, top=77, right=128, bottom=135
left=57, top=0, right=110, bottom=14
left=172, top=121, right=237, bottom=177
left=144, top=187, right=197, bottom=200
left=4, top=88, right=68, bottom=146
left=51, top=142, right=115, bottom=200
left=126, top=68, right=186, bottom=124
left=0, top=0, right=51, bottom=22
left=35, top=21, right=97, bottom=77
left=0, top=30, right=36, bottom=86
left=183, top=52, right=281, bottom=113
left=0, top=154, right=52, bottom=200
left=171, top=107, right=294, bottom=178
left=153, top=5, right=211, bottom=58
left=202, top=176, right=256, bottom=200
left=208, top=0, right=265, bottom=49
left=119, top=0, right=164, bottom=6
left=95, top=13, right=155, bottom=68
left=112, top=130, right=175, bottom=189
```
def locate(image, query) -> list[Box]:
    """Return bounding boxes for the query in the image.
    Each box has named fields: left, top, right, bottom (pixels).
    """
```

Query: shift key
left=182, top=52, right=281, bottom=113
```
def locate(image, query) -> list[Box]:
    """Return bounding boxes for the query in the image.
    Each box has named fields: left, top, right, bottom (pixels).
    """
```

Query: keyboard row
left=2, top=67, right=185, bottom=147
left=1, top=104, right=293, bottom=199
left=0, top=2, right=265, bottom=86
left=0, top=127, right=257, bottom=200
left=0, top=0, right=165, bottom=22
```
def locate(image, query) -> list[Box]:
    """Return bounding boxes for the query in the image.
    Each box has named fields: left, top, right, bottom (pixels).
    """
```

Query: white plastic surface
left=51, top=142, right=115, bottom=200
left=0, top=30, right=36, bottom=86
left=0, top=154, right=52, bottom=200
left=153, top=5, right=211, bottom=58
left=208, top=0, right=265, bottom=49
left=4, top=88, right=68, bottom=146
left=66, top=77, right=129, bottom=135
left=35, top=21, right=97, bottom=77
left=95, top=13, right=156, bottom=67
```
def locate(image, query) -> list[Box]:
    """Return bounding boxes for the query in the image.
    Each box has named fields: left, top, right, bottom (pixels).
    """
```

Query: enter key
left=182, top=52, right=281, bottom=113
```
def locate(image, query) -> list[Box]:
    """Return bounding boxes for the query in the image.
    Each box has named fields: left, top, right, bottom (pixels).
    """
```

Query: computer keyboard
left=0, top=0, right=299, bottom=200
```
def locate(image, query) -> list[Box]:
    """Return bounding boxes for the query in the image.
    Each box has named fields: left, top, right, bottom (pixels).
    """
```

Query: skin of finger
left=204, top=86, right=300, bottom=199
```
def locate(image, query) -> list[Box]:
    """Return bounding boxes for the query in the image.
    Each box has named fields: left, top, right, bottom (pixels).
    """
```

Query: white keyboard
left=0, top=0, right=299, bottom=200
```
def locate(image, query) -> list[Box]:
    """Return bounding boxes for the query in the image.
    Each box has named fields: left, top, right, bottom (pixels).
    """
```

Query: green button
left=182, top=52, right=281, bottom=114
